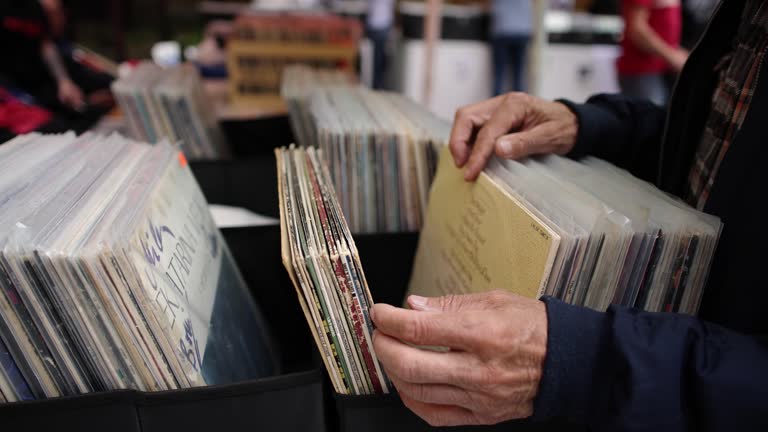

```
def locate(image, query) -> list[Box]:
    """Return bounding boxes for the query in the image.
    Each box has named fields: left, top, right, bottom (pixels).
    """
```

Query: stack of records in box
left=281, top=65, right=357, bottom=149
left=408, top=148, right=722, bottom=315
left=276, top=145, right=389, bottom=395
left=0, top=133, right=277, bottom=404
left=112, top=62, right=227, bottom=159
left=283, top=81, right=451, bottom=234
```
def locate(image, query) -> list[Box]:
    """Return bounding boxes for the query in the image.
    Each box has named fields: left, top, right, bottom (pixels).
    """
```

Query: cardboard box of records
left=227, top=13, right=361, bottom=105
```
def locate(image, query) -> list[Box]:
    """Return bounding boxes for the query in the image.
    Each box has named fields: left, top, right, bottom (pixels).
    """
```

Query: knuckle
left=454, top=106, right=470, bottom=121
left=475, top=411, right=502, bottom=425
left=488, top=380, right=519, bottom=402
left=424, top=414, right=446, bottom=428
left=403, top=397, right=435, bottom=425
left=486, top=289, right=509, bottom=303
left=388, top=355, right=413, bottom=380
left=397, top=358, right=420, bottom=382
left=516, top=137, right=530, bottom=155
left=439, top=294, right=463, bottom=311
left=505, top=92, right=529, bottom=105
left=474, top=127, right=491, bottom=144
left=503, top=92, right=519, bottom=103
left=401, top=394, right=417, bottom=411
left=408, top=382, right=428, bottom=401
left=457, top=387, right=476, bottom=407
left=475, top=365, right=497, bottom=388
left=519, top=403, right=534, bottom=419
left=526, top=361, right=542, bottom=382
left=402, top=316, right=431, bottom=345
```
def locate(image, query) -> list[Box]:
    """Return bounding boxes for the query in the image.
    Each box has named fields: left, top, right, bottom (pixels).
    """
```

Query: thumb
left=407, top=293, right=480, bottom=313
left=494, top=123, right=559, bottom=160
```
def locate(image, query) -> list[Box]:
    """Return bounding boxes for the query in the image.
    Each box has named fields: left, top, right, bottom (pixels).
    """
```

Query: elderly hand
left=371, top=291, right=548, bottom=427
left=450, top=92, right=578, bottom=181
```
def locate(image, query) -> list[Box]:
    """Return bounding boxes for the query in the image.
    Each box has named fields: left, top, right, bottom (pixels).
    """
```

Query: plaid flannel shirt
left=687, top=0, right=768, bottom=209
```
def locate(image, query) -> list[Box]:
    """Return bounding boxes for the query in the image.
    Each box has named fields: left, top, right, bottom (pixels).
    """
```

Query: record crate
left=0, top=224, right=326, bottom=432
left=226, top=13, right=361, bottom=105
left=228, top=41, right=358, bottom=103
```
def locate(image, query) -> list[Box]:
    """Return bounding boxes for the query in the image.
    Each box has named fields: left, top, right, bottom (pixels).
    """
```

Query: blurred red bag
left=0, top=87, right=52, bottom=134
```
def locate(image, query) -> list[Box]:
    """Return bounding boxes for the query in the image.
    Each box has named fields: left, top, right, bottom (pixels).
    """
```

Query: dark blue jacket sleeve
left=558, top=94, right=667, bottom=185
left=533, top=297, right=768, bottom=431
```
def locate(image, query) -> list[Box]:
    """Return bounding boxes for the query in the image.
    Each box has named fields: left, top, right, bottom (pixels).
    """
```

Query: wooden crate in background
left=227, top=13, right=361, bottom=105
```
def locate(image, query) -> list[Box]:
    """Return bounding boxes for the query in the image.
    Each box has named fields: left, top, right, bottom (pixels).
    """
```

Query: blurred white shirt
left=367, top=0, right=395, bottom=30
left=491, top=0, right=534, bottom=37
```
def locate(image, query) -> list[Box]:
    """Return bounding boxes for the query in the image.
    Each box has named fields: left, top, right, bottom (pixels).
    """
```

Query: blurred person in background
left=490, top=0, right=534, bottom=95
left=366, top=0, right=395, bottom=89
left=617, top=0, right=688, bottom=105
left=41, top=0, right=114, bottom=109
left=0, top=0, right=112, bottom=134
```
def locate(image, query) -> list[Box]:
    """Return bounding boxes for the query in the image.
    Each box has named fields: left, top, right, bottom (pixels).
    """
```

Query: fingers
left=399, top=393, right=480, bottom=427
left=407, top=294, right=470, bottom=312
left=494, top=123, right=559, bottom=160
left=407, top=290, right=513, bottom=313
left=463, top=94, right=528, bottom=180
left=389, top=375, right=474, bottom=408
left=448, top=111, right=484, bottom=168
left=373, top=331, right=483, bottom=386
left=392, top=376, right=534, bottom=424
left=371, top=303, right=480, bottom=350
left=449, top=97, right=503, bottom=168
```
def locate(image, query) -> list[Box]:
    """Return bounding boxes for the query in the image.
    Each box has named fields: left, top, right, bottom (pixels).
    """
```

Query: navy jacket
left=532, top=2, right=768, bottom=430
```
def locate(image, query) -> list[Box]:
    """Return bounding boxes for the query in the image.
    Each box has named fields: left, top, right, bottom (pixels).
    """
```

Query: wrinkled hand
left=57, top=78, right=85, bottom=111
left=371, top=291, right=548, bottom=427
left=450, top=92, right=578, bottom=180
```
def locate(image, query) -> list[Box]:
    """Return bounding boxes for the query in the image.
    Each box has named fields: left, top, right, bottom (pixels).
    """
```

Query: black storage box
left=221, top=115, right=295, bottom=159
left=191, top=157, right=280, bottom=219
left=0, top=225, right=325, bottom=431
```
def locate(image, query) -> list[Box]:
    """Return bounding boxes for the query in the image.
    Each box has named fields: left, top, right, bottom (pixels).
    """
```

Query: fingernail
left=498, top=140, right=512, bottom=156
left=453, top=151, right=466, bottom=167
left=408, top=295, right=428, bottom=310
left=369, top=305, right=378, bottom=323
left=464, top=166, right=474, bottom=180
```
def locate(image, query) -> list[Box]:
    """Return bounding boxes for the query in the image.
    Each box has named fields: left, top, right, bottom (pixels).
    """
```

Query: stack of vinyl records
left=0, top=133, right=277, bottom=404
left=112, top=62, right=227, bottom=159
left=281, top=65, right=357, bottom=148
left=276, top=145, right=389, bottom=395
left=408, top=148, right=722, bottom=314
left=287, top=85, right=451, bottom=233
